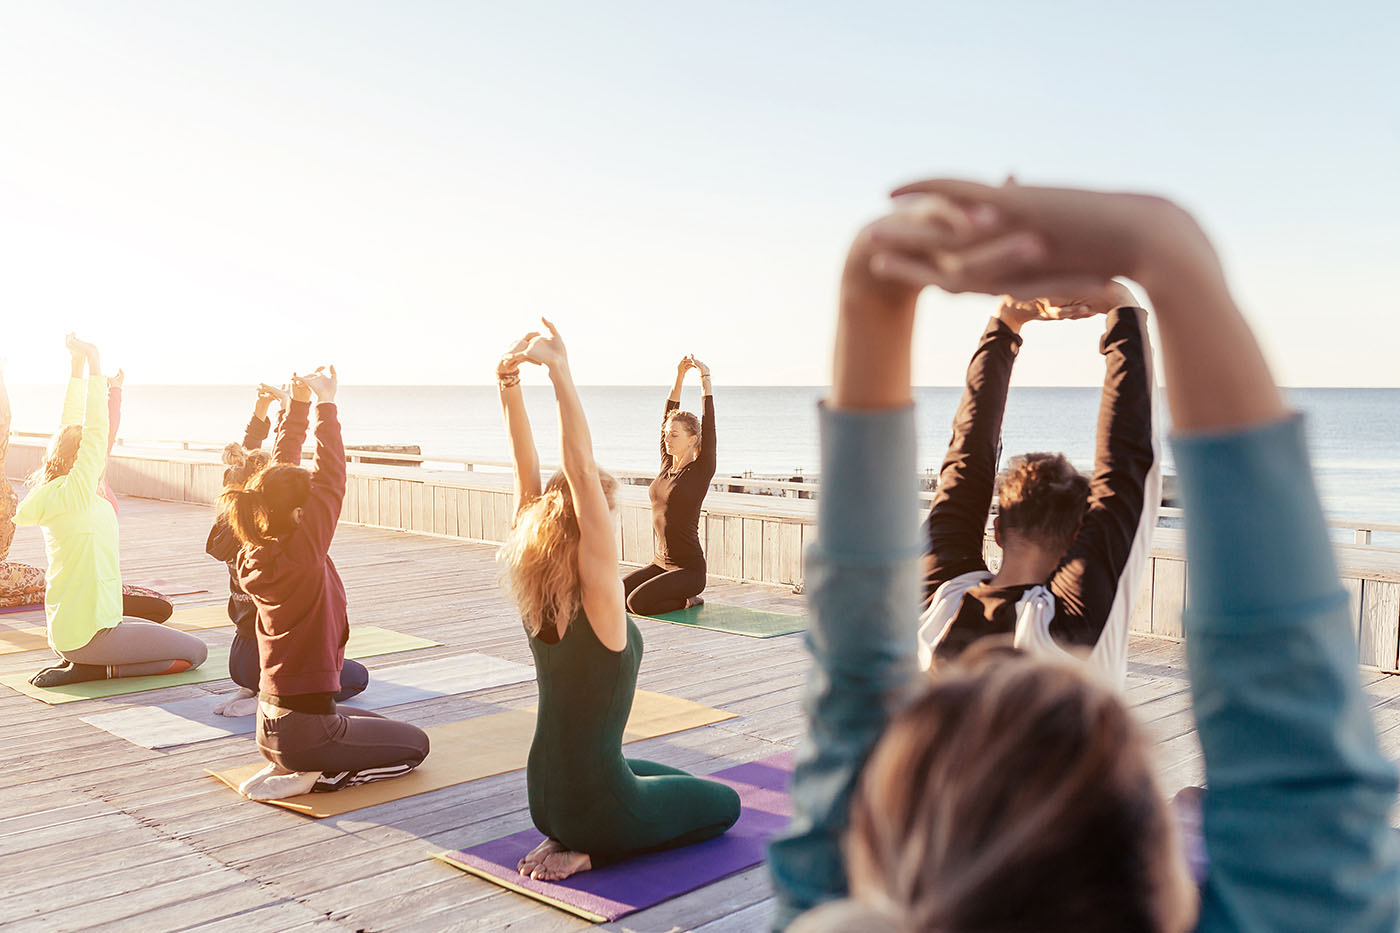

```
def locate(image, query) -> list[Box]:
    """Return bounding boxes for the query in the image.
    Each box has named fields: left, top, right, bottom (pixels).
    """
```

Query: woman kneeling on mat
left=498, top=322, right=740, bottom=881
left=206, top=382, right=369, bottom=718
left=222, top=367, right=427, bottom=801
left=623, top=354, right=715, bottom=616
left=16, top=336, right=206, bottom=687
left=1, top=355, right=173, bottom=621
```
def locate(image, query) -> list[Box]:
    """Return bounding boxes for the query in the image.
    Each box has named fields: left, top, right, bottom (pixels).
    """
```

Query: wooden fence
left=8, top=441, right=1400, bottom=671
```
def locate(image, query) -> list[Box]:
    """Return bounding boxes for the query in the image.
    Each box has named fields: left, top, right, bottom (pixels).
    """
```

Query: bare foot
left=237, top=762, right=320, bottom=800
left=531, top=849, right=592, bottom=881
left=517, top=836, right=565, bottom=876
left=214, top=687, right=257, bottom=717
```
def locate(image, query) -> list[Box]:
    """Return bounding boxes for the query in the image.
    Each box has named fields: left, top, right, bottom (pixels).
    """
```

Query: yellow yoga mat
left=206, top=690, right=737, bottom=818
left=0, top=624, right=50, bottom=655
left=0, top=625, right=441, bottom=704
left=168, top=604, right=238, bottom=631
left=0, top=604, right=233, bottom=656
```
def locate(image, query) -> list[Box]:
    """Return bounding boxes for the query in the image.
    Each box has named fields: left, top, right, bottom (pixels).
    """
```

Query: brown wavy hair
left=218, top=463, right=311, bottom=548
left=664, top=410, right=702, bottom=465
left=30, top=424, right=84, bottom=488
left=221, top=443, right=272, bottom=490
left=498, top=469, right=618, bottom=638
left=996, top=452, right=1090, bottom=549
left=840, top=641, right=1195, bottom=932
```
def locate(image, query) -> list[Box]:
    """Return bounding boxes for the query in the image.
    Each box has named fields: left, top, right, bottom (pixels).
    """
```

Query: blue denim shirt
left=772, top=407, right=1400, bottom=931
left=769, top=403, right=920, bottom=927
left=1176, top=415, right=1400, bottom=932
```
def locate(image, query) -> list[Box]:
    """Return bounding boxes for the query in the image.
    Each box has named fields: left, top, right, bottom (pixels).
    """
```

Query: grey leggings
left=257, top=705, right=430, bottom=782
left=59, top=619, right=209, bottom=678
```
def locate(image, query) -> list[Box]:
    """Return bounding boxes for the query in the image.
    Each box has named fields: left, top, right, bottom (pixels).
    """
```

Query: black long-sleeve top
left=922, top=309, right=1158, bottom=661
left=206, top=414, right=272, bottom=640
left=648, top=395, right=716, bottom=571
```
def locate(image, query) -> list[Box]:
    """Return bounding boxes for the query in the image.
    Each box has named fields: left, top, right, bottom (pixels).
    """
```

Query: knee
left=411, top=727, right=430, bottom=765
left=186, top=636, right=209, bottom=668
left=718, top=783, right=741, bottom=826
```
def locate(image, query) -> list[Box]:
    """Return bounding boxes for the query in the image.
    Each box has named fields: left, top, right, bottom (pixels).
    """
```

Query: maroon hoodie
left=236, top=399, right=348, bottom=698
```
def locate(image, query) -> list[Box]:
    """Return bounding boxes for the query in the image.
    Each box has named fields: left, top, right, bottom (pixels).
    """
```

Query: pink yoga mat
left=437, top=751, right=795, bottom=922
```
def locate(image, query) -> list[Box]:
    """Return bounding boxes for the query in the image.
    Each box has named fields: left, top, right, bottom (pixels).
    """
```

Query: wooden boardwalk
left=3, top=495, right=1400, bottom=933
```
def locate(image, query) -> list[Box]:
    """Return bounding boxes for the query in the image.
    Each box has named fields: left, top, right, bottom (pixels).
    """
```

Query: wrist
left=992, top=309, right=1025, bottom=335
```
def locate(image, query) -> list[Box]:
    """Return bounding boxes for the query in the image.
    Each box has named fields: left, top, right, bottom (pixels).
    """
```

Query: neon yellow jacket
left=14, top=378, right=122, bottom=651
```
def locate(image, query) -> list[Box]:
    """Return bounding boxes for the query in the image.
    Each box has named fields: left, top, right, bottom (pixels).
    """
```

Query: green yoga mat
left=636, top=602, right=806, bottom=639
left=0, top=625, right=441, bottom=705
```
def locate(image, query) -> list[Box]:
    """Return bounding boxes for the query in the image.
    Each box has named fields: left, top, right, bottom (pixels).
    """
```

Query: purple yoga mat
left=0, top=604, right=43, bottom=617
left=438, top=751, right=795, bottom=922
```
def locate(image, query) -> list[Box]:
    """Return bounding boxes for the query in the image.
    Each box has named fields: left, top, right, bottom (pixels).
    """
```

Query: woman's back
left=527, top=611, right=642, bottom=802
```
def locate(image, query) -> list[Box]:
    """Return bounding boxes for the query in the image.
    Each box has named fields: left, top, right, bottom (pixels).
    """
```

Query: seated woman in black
left=623, top=355, right=715, bottom=616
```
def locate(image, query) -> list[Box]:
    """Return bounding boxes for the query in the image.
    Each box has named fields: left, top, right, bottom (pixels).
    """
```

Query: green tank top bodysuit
left=526, top=611, right=740, bottom=861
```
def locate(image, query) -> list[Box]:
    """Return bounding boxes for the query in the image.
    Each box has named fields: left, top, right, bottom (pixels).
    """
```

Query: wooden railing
left=7, top=435, right=1400, bottom=670
left=13, top=431, right=1400, bottom=540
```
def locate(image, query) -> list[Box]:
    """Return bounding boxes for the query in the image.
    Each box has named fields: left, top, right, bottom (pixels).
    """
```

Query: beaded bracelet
left=498, top=370, right=521, bottom=389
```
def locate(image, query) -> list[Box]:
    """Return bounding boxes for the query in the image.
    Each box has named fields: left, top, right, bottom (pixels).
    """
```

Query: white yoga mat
left=79, top=654, right=535, bottom=749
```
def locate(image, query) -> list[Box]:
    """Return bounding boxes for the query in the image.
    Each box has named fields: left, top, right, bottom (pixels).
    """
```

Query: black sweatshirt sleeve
left=921, top=318, right=1022, bottom=605
left=662, top=398, right=679, bottom=473
left=206, top=517, right=241, bottom=563
left=1047, top=307, right=1158, bottom=646
left=698, top=394, right=716, bottom=481
left=242, top=414, right=271, bottom=451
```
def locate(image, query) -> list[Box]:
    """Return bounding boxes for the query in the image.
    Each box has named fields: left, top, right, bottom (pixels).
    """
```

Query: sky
left=1, top=1, right=1396, bottom=387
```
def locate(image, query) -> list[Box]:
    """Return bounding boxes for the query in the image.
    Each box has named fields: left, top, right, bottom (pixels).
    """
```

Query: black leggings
left=257, top=705, right=429, bottom=785
left=229, top=633, right=369, bottom=702
left=623, top=564, right=705, bottom=616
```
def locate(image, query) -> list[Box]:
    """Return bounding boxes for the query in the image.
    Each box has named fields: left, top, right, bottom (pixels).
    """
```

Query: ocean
left=8, top=384, right=1400, bottom=544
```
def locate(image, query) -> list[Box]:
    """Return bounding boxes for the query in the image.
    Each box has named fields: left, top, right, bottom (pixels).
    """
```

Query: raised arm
left=879, top=178, right=1398, bottom=930
left=244, top=384, right=283, bottom=450
left=498, top=333, right=543, bottom=516
left=106, top=369, right=124, bottom=454
left=524, top=320, right=627, bottom=651
left=292, top=367, right=346, bottom=558
left=60, top=335, right=85, bottom=425
left=52, top=339, right=109, bottom=515
left=769, top=204, right=970, bottom=927
left=691, top=357, right=717, bottom=477
left=273, top=377, right=311, bottom=466
left=1043, top=291, right=1159, bottom=679
left=662, top=357, right=689, bottom=470
left=920, top=311, right=1022, bottom=600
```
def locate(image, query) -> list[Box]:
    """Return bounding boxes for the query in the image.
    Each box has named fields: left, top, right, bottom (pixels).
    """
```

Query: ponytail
left=217, top=462, right=311, bottom=549
left=219, top=486, right=273, bottom=549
